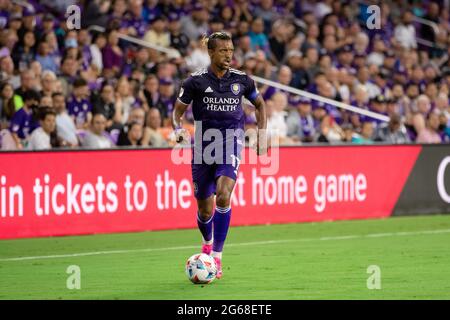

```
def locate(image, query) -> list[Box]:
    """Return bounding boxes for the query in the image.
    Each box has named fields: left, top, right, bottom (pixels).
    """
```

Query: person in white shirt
left=53, top=92, right=79, bottom=146
left=89, top=33, right=106, bottom=72
left=394, top=11, right=417, bottom=50
left=28, top=107, right=57, bottom=150
left=266, top=92, right=294, bottom=145
left=81, top=112, right=114, bottom=149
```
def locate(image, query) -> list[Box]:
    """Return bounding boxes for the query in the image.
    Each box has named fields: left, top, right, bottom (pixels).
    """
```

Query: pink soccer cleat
left=214, top=257, right=222, bottom=279
left=201, top=243, right=212, bottom=255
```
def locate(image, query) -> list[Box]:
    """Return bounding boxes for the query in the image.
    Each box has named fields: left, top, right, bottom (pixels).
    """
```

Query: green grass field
left=1, top=214, right=450, bottom=300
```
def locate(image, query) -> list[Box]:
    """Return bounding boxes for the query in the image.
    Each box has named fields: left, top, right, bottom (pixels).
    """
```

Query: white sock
left=211, top=251, right=222, bottom=259
left=202, top=237, right=213, bottom=245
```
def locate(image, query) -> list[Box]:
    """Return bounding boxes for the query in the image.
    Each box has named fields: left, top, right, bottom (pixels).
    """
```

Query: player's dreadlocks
left=202, top=32, right=232, bottom=50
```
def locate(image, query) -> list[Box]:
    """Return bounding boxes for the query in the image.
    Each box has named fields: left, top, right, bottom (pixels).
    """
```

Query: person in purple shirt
left=102, top=29, right=124, bottom=78
left=143, top=0, right=162, bottom=23
left=158, top=77, right=176, bottom=118
left=172, top=32, right=267, bottom=279
left=124, top=0, right=147, bottom=38
left=9, top=90, right=40, bottom=149
left=66, top=78, right=92, bottom=129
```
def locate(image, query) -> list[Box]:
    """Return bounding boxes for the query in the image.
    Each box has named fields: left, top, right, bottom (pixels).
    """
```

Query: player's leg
left=211, top=175, right=236, bottom=278
left=196, top=195, right=215, bottom=254
left=192, top=163, right=216, bottom=255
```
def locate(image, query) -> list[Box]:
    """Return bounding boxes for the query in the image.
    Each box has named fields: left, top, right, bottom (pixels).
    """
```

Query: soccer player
left=173, top=32, right=267, bottom=279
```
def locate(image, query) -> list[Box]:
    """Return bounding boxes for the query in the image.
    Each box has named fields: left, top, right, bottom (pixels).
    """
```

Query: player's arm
left=173, top=78, right=194, bottom=143
left=253, top=95, right=267, bottom=155
left=172, top=99, right=189, bottom=143
left=172, top=99, right=188, bottom=130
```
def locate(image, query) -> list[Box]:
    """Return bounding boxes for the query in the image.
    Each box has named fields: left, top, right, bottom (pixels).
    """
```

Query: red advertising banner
left=0, top=146, right=421, bottom=239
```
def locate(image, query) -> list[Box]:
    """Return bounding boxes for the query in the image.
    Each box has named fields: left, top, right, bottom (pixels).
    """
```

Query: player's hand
left=175, top=127, right=189, bottom=144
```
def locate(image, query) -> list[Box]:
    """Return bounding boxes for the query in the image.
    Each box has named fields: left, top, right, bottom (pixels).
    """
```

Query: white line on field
left=1, top=228, right=450, bottom=262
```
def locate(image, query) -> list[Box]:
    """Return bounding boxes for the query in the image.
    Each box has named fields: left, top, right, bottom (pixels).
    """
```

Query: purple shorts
left=192, top=162, right=239, bottom=199
left=191, top=138, right=242, bottom=200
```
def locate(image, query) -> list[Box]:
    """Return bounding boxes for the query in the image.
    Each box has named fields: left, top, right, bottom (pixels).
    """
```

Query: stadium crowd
left=0, top=0, right=449, bottom=150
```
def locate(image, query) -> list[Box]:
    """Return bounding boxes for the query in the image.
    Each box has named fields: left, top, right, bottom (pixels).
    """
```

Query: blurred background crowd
left=0, top=0, right=449, bottom=150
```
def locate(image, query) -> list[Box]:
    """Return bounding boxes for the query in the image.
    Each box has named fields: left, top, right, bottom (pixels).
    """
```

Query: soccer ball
left=185, top=253, right=217, bottom=284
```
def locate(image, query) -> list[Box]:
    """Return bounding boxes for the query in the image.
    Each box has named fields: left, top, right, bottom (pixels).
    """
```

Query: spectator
left=117, top=107, right=146, bottom=146
left=92, top=83, right=121, bottom=129
left=57, top=56, right=78, bottom=97
left=341, top=124, right=355, bottom=143
left=0, top=55, right=20, bottom=88
left=286, top=50, right=310, bottom=90
left=66, top=78, right=92, bottom=129
left=266, top=92, right=293, bottom=145
left=12, top=30, right=36, bottom=72
left=89, top=32, right=107, bottom=72
left=143, top=74, right=160, bottom=108
left=248, top=18, right=270, bottom=56
left=117, top=121, right=144, bottom=147
left=0, top=82, right=19, bottom=128
left=416, top=112, right=442, bottom=143
left=53, top=92, right=78, bottom=147
left=27, top=107, right=58, bottom=150
left=263, top=65, right=292, bottom=100
left=115, top=77, right=138, bottom=125
left=35, top=41, right=59, bottom=73
left=317, top=115, right=344, bottom=143
left=102, top=29, right=124, bottom=79
left=287, top=96, right=316, bottom=143
left=123, top=47, right=153, bottom=77
left=420, top=2, right=440, bottom=44
left=124, top=0, right=147, bottom=38
left=9, top=89, right=41, bottom=149
left=40, top=70, right=57, bottom=98
left=168, top=12, right=190, bottom=56
left=81, top=0, right=110, bottom=29
left=375, top=114, right=411, bottom=144
left=394, top=11, right=417, bottom=49
left=355, top=66, right=379, bottom=99
left=185, top=38, right=211, bottom=72
left=269, top=20, right=288, bottom=64
left=37, top=14, right=56, bottom=40
left=81, top=112, right=114, bottom=149
left=15, top=69, right=37, bottom=104
left=352, top=121, right=375, bottom=144
left=144, top=16, right=170, bottom=48
left=180, top=3, right=209, bottom=41
left=158, top=77, right=176, bottom=123
left=40, top=95, right=53, bottom=109
left=142, top=107, right=170, bottom=147
left=415, top=94, right=432, bottom=116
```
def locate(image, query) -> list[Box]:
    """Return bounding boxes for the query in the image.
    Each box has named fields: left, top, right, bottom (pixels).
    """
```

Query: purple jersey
left=9, top=108, right=33, bottom=139
left=0, top=11, right=8, bottom=29
left=178, top=67, right=259, bottom=199
left=178, top=67, right=259, bottom=135
left=67, top=95, right=92, bottom=126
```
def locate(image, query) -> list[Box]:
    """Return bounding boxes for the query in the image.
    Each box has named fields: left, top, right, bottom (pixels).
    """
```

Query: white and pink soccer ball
left=185, top=253, right=217, bottom=284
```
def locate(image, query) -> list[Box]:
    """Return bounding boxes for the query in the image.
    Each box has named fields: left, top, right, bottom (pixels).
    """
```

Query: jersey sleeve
left=243, top=75, right=260, bottom=104
left=177, top=76, right=195, bottom=105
